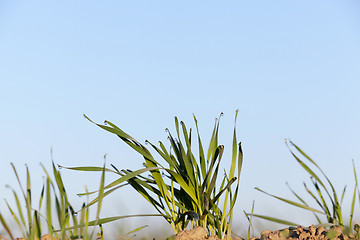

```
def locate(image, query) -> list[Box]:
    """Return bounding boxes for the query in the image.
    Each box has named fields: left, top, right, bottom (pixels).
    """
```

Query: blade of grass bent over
left=65, top=214, right=166, bottom=230
left=250, top=214, right=299, bottom=226
left=255, top=187, right=326, bottom=215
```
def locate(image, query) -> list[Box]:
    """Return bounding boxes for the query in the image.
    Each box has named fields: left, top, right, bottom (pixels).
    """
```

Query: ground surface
left=7, top=225, right=357, bottom=239
left=170, top=225, right=357, bottom=240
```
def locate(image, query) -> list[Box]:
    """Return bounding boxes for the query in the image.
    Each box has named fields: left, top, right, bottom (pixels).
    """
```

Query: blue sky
left=1, top=0, right=360, bottom=237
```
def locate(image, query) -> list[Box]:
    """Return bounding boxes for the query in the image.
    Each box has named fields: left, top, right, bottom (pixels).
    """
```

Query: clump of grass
left=251, top=140, right=358, bottom=235
left=0, top=160, right=108, bottom=240
left=64, top=111, right=243, bottom=239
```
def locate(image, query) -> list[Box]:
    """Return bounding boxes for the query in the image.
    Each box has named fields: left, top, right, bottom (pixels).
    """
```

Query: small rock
left=249, top=237, right=260, bottom=240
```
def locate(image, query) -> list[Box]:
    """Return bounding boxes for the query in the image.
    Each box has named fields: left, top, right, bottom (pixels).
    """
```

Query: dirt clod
left=170, top=226, right=221, bottom=240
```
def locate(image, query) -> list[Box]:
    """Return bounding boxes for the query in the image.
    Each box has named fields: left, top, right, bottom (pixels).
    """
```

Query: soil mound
left=169, top=226, right=221, bottom=240
left=168, top=225, right=357, bottom=240
left=251, top=225, right=355, bottom=240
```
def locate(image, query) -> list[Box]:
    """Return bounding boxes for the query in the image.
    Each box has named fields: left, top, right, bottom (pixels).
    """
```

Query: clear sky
left=1, top=0, right=360, bottom=238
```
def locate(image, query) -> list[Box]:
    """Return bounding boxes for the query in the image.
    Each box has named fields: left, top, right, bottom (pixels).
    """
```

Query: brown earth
left=251, top=225, right=356, bottom=240
left=5, top=225, right=359, bottom=240
left=15, top=234, right=84, bottom=240
left=169, top=226, right=220, bottom=240
left=169, top=225, right=359, bottom=240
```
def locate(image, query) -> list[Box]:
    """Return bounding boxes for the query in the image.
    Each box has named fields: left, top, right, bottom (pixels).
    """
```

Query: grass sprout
left=0, top=160, right=117, bottom=240
left=251, top=140, right=358, bottom=235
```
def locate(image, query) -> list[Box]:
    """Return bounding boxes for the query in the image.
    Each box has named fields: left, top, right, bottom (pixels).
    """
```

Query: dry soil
left=170, top=225, right=358, bottom=240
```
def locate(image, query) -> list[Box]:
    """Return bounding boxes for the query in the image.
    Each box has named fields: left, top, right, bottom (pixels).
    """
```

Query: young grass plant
left=66, top=111, right=243, bottom=239
left=0, top=161, right=108, bottom=240
left=251, top=140, right=358, bottom=234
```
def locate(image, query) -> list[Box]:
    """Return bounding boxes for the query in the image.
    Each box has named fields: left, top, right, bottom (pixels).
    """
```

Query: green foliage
left=72, top=111, right=243, bottom=239
left=251, top=140, right=358, bottom=234
left=244, top=200, right=255, bottom=239
left=0, top=161, right=107, bottom=240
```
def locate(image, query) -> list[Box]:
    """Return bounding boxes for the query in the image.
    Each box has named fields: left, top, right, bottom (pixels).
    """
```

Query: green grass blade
left=34, top=211, right=41, bottom=240
left=77, top=167, right=163, bottom=198
left=68, top=206, right=79, bottom=238
left=79, top=202, right=86, bottom=238
left=168, top=131, right=195, bottom=186
left=207, top=117, right=219, bottom=163
left=201, top=145, right=222, bottom=195
left=174, top=116, right=180, bottom=140
left=290, top=152, right=328, bottom=196
left=193, top=114, right=206, bottom=181
left=250, top=213, right=299, bottom=226
left=0, top=213, right=15, bottom=240
left=80, top=184, right=128, bottom=210
left=340, top=186, right=346, bottom=205
left=350, top=160, right=358, bottom=230
left=106, top=167, right=163, bottom=190
left=58, top=165, right=117, bottom=174
left=229, top=183, right=239, bottom=212
left=4, top=199, right=27, bottom=237
left=255, top=187, right=326, bottom=215
left=64, top=214, right=166, bottom=230
left=206, top=146, right=224, bottom=199
left=10, top=163, right=26, bottom=199
left=286, top=182, right=308, bottom=206
left=165, top=169, right=198, bottom=204
left=356, top=164, right=360, bottom=215
left=126, top=225, right=148, bottom=235
left=38, top=184, right=45, bottom=212
left=245, top=201, right=255, bottom=240
left=147, top=141, right=178, bottom=170
left=304, top=180, right=330, bottom=216
left=291, top=141, right=331, bottom=180
left=311, top=176, right=341, bottom=225
left=45, top=177, right=54, bottom=239
left=127, top=178, right=165, bottom=213
left=25, top=165, right=33, bottom=238
left=95, top=161, right=106, bottom=226
left=84, top=115, right=154, bottom=160
left=229, top=110, right=239, bottom=180
left=10, top=189, right=26, bottom=230
left=180, top=121, right=191, bottom=151
left=54, top=192, right=62, bottom=231
left=212, top=177, right=236, bottom=207
left=237, top=142, right=243, bottom=180
left=299, top=183, right=323, bottom=224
